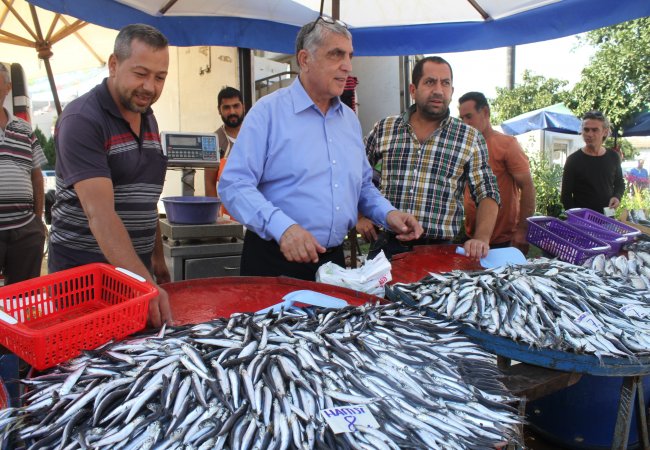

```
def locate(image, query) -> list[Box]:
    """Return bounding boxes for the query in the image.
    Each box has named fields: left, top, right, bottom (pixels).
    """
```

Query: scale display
left=161, top=131, right=219, bottom=167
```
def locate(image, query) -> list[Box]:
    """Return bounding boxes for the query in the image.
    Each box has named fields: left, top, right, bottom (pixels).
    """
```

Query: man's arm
left=75, top=177, right=172, bottom=327
left=151, top=220, right=170, bottom=284
left=464, top=197, right=498, bottom=259
left=31, top=168, right=44, bottom=220
left=511, top=171, right=536, bottom=255
left=610, top=159, right=625, bottom=208
left=204, top=168, right=218, bottom=197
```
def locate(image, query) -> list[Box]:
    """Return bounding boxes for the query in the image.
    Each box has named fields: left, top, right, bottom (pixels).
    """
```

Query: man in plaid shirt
left=358, top=56, right=500, bottom=260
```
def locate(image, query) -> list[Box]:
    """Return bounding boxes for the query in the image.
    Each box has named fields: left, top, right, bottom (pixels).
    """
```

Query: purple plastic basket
left=526, top=216, right=611, bottom=265
left=565, top=208, right=641, bottom=243
left=566, top=223, right=627, bottom=256
left=162, top=196, right=221, bottom=224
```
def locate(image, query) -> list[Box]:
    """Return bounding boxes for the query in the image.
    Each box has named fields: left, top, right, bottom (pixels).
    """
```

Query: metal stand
left=612, top=376, right=650, bottom=450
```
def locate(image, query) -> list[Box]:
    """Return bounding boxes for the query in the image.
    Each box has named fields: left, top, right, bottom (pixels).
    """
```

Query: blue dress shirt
left=219, top=78, right=395, bottom=248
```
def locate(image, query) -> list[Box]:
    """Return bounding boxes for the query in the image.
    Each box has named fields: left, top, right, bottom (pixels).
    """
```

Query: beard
left=222, top=113, right=244, bottom=129
left=119, top=88, right=156, bottom=114
left=417, top=95, right=449, bottom=121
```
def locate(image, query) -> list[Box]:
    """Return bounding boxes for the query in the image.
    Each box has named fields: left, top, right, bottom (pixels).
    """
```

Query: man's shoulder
left=6, top=116, right=33, bottom=134
left=374, top=114, right=404, bottom=131
left=60, top=84, right=103, bottom=119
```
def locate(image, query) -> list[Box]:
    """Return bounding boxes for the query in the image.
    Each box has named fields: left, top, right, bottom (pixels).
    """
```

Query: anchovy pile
left=585, top=251, right=650, bottom=289
left=391, top=258, right=650, bottom=360
left=1, top=303, right=521, bottom=450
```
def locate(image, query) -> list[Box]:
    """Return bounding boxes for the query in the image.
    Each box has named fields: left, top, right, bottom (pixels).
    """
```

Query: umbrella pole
left=43, top=57, right=62, bottom=116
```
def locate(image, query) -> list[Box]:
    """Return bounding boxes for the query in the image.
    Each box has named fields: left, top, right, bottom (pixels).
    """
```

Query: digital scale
left=159, top=131, right=243, bottom=281
left=161, top=131, right=219, bottom=167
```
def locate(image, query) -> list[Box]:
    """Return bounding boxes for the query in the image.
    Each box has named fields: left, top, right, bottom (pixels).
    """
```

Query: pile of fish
left=0, top=303, right=521, bottom=449
left=391, top=258, right=650, bottom=360
left=585, top=251, right=650, bottom=288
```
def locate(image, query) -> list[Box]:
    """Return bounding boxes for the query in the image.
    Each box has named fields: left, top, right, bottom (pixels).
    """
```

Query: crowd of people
left=0, top=18, right=635, bottom=326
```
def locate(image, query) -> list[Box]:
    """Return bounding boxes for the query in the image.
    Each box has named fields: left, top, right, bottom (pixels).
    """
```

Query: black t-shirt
left=560, top=148, right=624, bottom=213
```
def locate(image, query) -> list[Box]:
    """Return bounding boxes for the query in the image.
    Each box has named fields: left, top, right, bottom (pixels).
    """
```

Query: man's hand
left=386, top=211, right=423, bottom=241
left=279, top=224, right=326, bottom=263
left=609, top=197, right=620, bottom=209
left=148, top=286, right=172, bottom=328
left=152, top=254, right=171, bottom=285
left=356, top=216, right=378, bottom=242
left=511, top=227, right=529, bottom=256
left=463, top=238, right=489, bottom=260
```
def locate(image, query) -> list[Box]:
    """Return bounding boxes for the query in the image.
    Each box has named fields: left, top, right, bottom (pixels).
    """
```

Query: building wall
left=153, top=46, right=239, bottom=199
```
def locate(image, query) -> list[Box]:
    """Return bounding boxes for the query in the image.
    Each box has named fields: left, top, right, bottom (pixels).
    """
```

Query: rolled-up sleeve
left=466, top=133, right=500, bottom=206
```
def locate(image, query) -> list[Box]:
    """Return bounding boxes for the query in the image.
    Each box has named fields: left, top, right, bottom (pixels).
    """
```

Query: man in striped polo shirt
left=0, top=63, right=47, bottom=284
left=49, top=24, right=172, bottom=327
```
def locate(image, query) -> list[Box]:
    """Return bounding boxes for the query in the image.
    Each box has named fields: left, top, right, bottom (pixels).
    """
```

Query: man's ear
left=297, top=49, right=310, bottom=71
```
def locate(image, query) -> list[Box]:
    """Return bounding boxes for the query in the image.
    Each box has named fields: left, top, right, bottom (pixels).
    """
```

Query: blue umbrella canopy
left=26, top=0, right=650, bottom=56
left=622, top=112, right=650, bottom=137
left=501, top=103, right=582, bottom=136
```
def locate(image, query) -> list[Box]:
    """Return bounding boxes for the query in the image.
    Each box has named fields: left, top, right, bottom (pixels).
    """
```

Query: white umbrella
left=0, top=0, right=116, bottom=114
left=26, top=0, right=650, bottom=56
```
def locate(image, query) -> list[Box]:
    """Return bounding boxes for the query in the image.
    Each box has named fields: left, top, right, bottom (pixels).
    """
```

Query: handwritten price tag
left=620, top=304, right=643, bottom=318
left=574, top=312, right=603, bottom=333
left=321, top=406, right=380, bottom=434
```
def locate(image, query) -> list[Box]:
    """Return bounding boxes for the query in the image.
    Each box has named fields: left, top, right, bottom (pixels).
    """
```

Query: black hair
left=218, top=86, right=243, bottom=108
left=412, top=56, right=453, bottom=87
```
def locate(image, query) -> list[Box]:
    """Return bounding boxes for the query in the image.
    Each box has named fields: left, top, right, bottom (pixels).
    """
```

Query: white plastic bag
left=316, top=251, right=392, bottom=297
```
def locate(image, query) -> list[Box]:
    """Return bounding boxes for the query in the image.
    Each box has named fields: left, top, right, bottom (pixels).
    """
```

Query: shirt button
left=413, top=169, right=417, bottom=174
left=334, top=184, right=339, bottom=188
left=336, top=206, right=340, bottom=211
left=332, top=160, right=336, bottom=164
left=410, top=189, right=414, bottom=193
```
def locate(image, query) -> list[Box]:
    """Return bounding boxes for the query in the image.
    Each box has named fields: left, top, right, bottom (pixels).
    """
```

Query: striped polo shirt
left=49, top=79, right=167, bottom=271
left=366, top=106, right=500, bottom=240
left=0, top=111, right=47, bottom=231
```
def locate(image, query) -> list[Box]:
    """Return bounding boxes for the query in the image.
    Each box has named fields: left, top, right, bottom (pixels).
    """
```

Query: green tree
left=529, top=152, right=564, bottom=218
left=605, top=137, right=637, bottom=160
left=491, top=70, right=571, bottom=124
left=571, top=17, right=650, bottom=132
left=34, top=127, right=55, bottom=169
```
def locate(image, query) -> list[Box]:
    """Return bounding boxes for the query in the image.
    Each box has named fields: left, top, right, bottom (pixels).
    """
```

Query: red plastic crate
left=527, top=216, right=611, bottom=265
left=0, top=264, right=157, bottom=370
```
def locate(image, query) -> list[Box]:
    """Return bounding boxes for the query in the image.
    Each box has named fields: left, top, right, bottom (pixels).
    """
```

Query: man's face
left=410, top=61, right=454, bottom=120
left=581, top=118, right=608, bottom=149
left=299, top=31, right=353, bottom=101
left=109, top=39, right=169, bottom=114
left=219, top=97, right=244, bottom=129
left=459, top=100, right=489, bottom=134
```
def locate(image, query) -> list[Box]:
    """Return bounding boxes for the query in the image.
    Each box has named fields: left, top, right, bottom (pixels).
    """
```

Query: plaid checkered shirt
left=366, top=106, right=500, bottom=240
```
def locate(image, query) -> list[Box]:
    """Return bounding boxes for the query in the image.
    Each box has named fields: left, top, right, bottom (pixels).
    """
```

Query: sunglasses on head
left=304, top=15, right=348, bottom=36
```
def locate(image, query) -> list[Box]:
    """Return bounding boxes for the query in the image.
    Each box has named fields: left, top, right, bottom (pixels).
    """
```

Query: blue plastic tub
left=162, top=196, right=221, bottom=225
left=527, top=375, right=650, bottom=449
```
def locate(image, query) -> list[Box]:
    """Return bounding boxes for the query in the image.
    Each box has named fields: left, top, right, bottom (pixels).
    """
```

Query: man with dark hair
left=561, top=110, right=624, bottom=213
left=204, top=86, right=245, bottom=197
left=0, top=63, right=46, bottom=284
left=219, top=17, right=422, bottom=280
left=49, top=24, right=172, bottom=327
left=459, top=91, right=535, bottom=254
left=358, top=56, right=499, bottom=260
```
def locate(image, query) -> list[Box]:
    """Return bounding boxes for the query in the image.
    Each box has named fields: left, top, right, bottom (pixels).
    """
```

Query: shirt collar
left=290, top=77, right=343, bottom=115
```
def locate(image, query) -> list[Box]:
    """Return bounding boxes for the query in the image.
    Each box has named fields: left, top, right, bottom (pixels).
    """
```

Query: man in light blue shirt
left=219, top=17, right=422, bottom=280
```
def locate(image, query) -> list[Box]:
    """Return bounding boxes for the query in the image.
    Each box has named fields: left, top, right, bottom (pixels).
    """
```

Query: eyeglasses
left=304, top=15, right=348, bottom=37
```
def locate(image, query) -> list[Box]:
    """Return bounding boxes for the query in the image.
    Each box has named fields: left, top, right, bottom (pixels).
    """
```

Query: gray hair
left=0, top=64, right=10, bottom=84
left=295, top=19, right=351, bottom=58
left=114, top=23, right=168, bottom=61
left=582, top=110, right=611, bottom=132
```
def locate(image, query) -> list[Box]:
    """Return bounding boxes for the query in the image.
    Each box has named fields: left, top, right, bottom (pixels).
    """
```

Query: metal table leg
left=612, top=376, right=649, bottom=450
